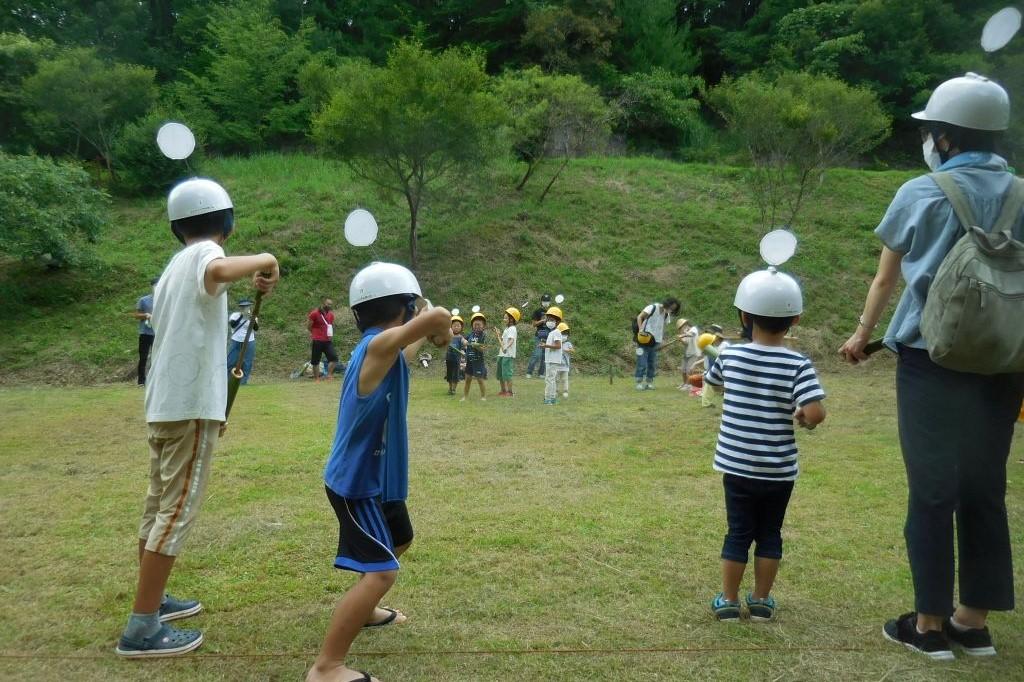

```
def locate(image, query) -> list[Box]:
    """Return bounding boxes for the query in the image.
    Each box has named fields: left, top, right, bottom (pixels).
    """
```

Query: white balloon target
left=759, top=229, right=798, bottom=267
left=554, top=294, right=565, bottom=304
left=156, top=122, right=196, bottom=160
left=982, top=7, right=1022, bottom=52
left=344, top=209, right=379, bottom=247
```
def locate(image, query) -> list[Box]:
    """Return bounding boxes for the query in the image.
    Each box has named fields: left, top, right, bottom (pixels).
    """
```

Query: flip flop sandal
left=363, top=607, right=403, bottom=628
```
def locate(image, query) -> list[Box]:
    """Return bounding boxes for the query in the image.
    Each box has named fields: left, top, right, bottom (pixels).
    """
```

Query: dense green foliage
left=1, top=1, right=1018, bottom=170
left=0, top=152, right=107, bottom=268
left=21, top=48, right=157, bottom=173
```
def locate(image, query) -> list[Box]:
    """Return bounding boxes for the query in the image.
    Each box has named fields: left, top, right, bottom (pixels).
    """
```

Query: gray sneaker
left=115, top=623, right=203, bottom=658
left=159, top=594, right=203, bottom=622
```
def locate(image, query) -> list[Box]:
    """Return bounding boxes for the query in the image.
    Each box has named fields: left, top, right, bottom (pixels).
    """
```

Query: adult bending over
left=634, top=297, right=680, bottom=390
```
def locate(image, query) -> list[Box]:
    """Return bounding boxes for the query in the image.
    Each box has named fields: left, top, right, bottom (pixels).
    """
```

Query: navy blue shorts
left=326, top=487, right=412, bottom=573
left=465, top=357, right=487, bottom=378
left=721, top=473, right=794, bottom=563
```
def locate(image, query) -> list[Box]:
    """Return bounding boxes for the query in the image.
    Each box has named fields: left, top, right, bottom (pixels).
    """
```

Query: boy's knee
left=363, top=570, right=398, bottom=591
left=722, top=531, right=754, bottom=563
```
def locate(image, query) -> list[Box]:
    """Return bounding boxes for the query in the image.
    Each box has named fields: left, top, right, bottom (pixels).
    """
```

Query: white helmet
left=349, top=262, right=422, bottom=307
left=734, top=268, right=803, bottom=317
left=912, top=72, right=1010, bottom=132
left=167, top=178, right=233, bottom=221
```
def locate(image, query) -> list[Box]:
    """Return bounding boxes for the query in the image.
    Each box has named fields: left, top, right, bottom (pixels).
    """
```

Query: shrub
left=0, top=152, right=107, bottom=268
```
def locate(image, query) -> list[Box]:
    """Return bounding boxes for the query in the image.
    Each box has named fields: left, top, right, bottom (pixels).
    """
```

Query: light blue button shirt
left=876, top=153, right=1024, bottom=351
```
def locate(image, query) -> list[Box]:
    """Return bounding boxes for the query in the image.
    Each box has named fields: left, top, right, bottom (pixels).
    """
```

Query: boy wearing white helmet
left=308, top=262, right=451, bottom=682
left=116, top=178, right=279, bottom=658
left=704, top=265, right=826, bottom=623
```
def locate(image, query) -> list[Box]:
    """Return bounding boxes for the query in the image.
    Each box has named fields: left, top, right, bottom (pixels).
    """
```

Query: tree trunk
left=406, top=191, right=419, bottom=269
left=538, top=156, right=570, bottom=204
left=516, top=158, right=539, bottom=191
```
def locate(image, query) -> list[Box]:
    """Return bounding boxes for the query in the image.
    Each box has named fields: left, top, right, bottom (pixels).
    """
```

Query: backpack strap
left=929, top=172, right=977, bottom=232
left=992, top=176, right=1024, bottom=234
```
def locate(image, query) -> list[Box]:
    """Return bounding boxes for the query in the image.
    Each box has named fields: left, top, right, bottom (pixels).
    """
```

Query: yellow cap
left=557, top=322, right=569, bottom=332
left=451, top=315, right=464, bottom=325
left=697, top=333, right=716, bottom=350
left=545, top=306, right=563, bottom=320
left=505, top=307, right=522, bottom=323
left=470, top=312, right=486, bottom=323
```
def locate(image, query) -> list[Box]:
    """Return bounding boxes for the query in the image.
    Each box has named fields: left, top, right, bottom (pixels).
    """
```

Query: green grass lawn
left=1, top=372, right=1022, bottom=681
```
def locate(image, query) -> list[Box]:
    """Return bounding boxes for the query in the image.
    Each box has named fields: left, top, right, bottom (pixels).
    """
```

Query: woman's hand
left=838, top=327, right=872, bottom=365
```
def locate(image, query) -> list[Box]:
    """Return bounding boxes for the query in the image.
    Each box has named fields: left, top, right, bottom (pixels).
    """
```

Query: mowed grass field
left=1, top=371, right=1023, bottom=681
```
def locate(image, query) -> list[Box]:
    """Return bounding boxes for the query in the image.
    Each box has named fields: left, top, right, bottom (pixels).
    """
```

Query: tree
left=313, top=41, right=504, bottom=267
left=176, top=0, right=312, bottom=152
left=22, top=48, right=157, bottom=175
left=0, top=33, right=58, bottom=153
left=495, top=67, right=614, bottom=200
left=612, top=0, right=698, bottom=76
left=0, top=152, right=107, bottom=268
left=710, top=71, right=890, bottom=228
left=521, top=0, right=620, bottom=75
left=615, top=68, right=706, bottom=154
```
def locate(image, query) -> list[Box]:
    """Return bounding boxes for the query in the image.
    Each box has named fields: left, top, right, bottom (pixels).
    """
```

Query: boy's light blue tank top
left=323, top=328, right=410, bottom=501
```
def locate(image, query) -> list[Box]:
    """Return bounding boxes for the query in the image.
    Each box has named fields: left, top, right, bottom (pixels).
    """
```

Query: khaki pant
left=138, top=419, right=220, bottom=557
left=544, top=364, right=559, bottom=401
left=556, top=368, right=570, bottom=394
left=701, top=383, right=721, bottom=408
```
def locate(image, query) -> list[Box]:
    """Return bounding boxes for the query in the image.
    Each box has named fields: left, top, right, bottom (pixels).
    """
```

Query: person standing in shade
left=226, top=299, right=257, bottom=385
left=526, top=293, right=552, bottom=378
left=634, top=297, right=680, bottom=390
left=308, top=297, right=339, bottom=382
left=130, top=277, right=159, bottom=386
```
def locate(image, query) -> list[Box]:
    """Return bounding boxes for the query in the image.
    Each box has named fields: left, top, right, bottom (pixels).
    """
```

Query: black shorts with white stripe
left=325, top=486, right=407, bottom=573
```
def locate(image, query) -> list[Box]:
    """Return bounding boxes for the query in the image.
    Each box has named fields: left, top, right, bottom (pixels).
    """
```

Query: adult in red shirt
left=308, top=297, right=339, bottom=381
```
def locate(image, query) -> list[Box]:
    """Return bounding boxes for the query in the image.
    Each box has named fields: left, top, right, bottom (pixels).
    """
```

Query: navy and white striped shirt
left=704, top=343, right=825, bottom=482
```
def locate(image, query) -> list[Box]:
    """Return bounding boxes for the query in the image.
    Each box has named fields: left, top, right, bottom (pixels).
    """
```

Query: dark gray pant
left=896, top=345, right=1022, bottom=616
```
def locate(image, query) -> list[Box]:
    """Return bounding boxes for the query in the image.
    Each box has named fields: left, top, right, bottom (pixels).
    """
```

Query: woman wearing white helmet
left=310, top=262, right=451, bottom=682
left=841, top=73, right=1024, bottom=661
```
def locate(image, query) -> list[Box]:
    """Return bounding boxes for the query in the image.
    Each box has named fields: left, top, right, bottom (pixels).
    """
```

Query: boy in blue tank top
left=307, top=263, right=452, bottom=682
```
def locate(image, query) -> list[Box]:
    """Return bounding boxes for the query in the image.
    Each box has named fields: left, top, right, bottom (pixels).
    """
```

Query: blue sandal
left=116, top=623, right=203, bottom=658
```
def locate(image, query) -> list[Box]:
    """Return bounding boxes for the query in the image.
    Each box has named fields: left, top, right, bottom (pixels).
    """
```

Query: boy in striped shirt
left=704, top=266, right=826, bottom=622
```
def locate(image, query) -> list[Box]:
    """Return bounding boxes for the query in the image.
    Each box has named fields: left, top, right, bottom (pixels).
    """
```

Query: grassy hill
left=0, top=154, right=914, bottom=385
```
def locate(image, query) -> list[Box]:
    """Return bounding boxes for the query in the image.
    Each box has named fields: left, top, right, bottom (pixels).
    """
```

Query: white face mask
left=922, top=135, right=943, bottom=172
left=546, top=320, right=556, bottom=329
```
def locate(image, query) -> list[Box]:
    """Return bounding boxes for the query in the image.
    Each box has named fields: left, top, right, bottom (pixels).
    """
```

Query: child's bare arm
left=361, top=307, right=451, bottom=395
left=205, top=253, right=279, bottom=296
left=794, top=400, right=826, bottom=429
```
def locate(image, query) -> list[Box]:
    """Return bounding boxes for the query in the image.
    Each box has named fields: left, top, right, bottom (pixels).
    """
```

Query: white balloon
left=451, top=308, right=460, bottom=316
left=759, top=229, right=798, bottom=267
left=982, top=7, right=1022, bottom=52
left=554, top=294, right=565, bottom=304
left=156, top=122, right=196, bottom=160
left=471, top=305, right=481, bottom=313
left=344, top=209, right=378, bottom=247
